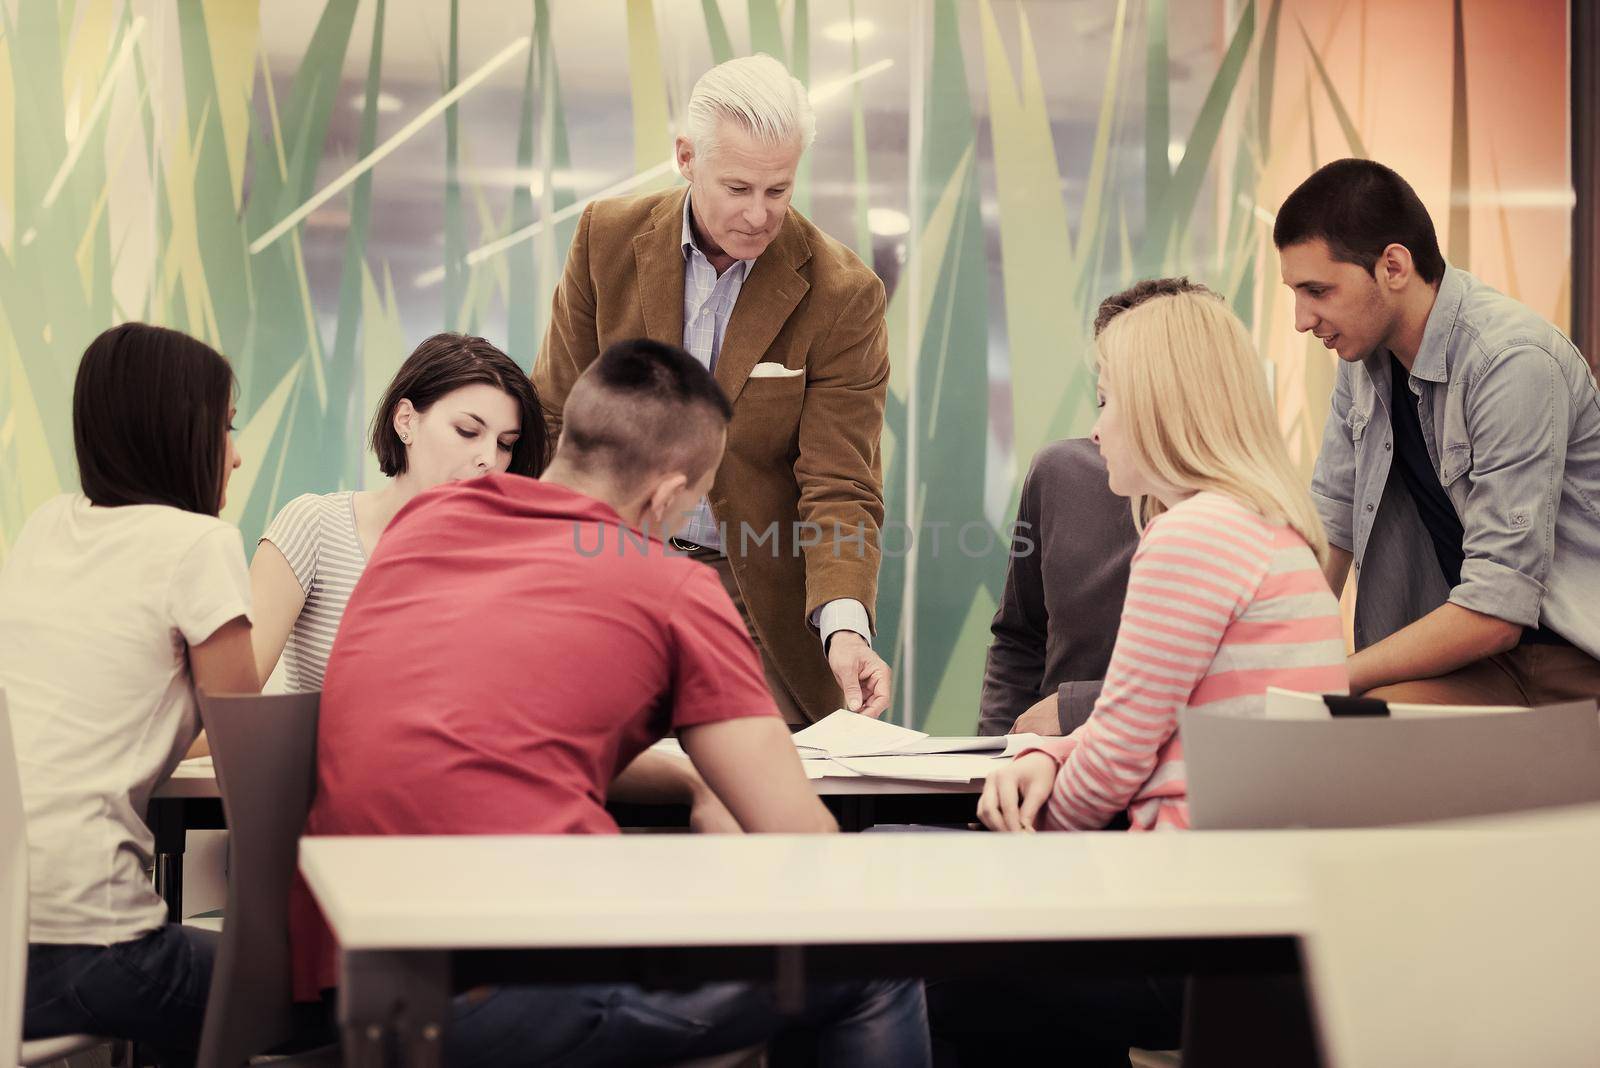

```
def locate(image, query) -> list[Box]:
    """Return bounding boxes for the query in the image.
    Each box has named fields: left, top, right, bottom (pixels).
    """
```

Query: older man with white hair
left=535, top=54, right=892, bottom=724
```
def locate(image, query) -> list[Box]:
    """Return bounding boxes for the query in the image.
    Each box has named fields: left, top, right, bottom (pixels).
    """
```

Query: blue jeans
left=25, top=924, right=216, bottom=1066
left=448, top=977, right=930, bottom=1067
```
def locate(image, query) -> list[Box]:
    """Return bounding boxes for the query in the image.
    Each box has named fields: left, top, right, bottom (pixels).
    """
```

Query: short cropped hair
left=684, top=53, right=815, bottom=158
left=1273, top=159, right=1445, bottom=285
left=1094, top=277, right=1218, bottom=337
left=559, top=338, right=733, bottom=489
left=368, top=333, right=548, bottom=478
left=73, top=323, right=236, bottom=516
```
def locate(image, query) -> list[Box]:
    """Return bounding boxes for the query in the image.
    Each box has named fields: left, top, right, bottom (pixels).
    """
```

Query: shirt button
left=1384, top=442, right=1392, bottom=451
left=1354, top=561, right=1361, bottom=571
left=1365, top=503, right=1374, bottom=512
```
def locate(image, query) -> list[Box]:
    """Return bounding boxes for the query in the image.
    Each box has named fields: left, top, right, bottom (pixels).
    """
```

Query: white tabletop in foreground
left=299, top=831, right=1328, bottom=952
left=300, top=810, right=1600, bottom=954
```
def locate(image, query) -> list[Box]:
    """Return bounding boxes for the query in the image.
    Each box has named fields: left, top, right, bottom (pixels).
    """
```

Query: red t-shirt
left=291, top=473, right=779, bottom=995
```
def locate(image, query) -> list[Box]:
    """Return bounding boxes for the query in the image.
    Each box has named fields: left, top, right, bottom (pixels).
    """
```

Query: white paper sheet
left=649, top=720, right=1040, bottom=784
left=826, top=753, right=1003, bottom=783
left=895, top=735, right=1004, bottom=755
left=790, top=709, right=929, bottom=757
left=1002, top=733, right=1047, bottom=756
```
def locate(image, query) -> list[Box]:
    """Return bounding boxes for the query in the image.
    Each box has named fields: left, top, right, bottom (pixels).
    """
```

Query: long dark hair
left=73, top=323, right=236, bottom=516
left=368, top=333, right=548, bottom=477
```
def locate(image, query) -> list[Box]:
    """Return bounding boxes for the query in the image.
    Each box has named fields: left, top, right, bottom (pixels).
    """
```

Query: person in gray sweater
left=977, top=438, right=1136, bottom=736
left=977, top=278, right=1221, bottom=738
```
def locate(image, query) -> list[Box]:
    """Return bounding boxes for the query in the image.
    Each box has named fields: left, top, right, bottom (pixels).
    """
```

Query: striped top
left=259, top=492, right=369, bottom=691
left=1026, top=491, right=1348, bottom=833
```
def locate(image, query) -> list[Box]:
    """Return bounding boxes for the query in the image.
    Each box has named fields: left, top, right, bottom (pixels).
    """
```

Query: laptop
left=1182, top=693, right=1600, bottom=830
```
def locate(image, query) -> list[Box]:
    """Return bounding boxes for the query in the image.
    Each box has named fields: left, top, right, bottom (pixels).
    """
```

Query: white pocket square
left=749, top=362, right=805, bottom=380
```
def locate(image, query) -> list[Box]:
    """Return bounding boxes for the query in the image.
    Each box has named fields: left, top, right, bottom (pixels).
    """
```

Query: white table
left=158, top=759, right=221, bottom=797
left=301, top=815, right=1600, bottom=1066
left=300, top=830, right=1325, bottom=1065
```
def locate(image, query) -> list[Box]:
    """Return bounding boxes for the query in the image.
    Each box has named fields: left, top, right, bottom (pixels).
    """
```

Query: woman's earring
left=400, top=433, right=411, bottom=445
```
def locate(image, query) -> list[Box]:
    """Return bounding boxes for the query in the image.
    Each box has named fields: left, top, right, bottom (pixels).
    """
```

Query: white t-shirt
left=0, top=494, right=251, bottom=945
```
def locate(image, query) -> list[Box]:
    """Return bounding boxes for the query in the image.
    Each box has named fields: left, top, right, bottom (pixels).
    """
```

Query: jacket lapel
left=715, top=213, right=812, bottom=405
left=633, top=190, right=688, bottom=346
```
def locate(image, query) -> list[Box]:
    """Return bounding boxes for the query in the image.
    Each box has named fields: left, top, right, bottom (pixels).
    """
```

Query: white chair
left=1178, top=696, right=1600, bottom=1067
left=1303, top=806, right=1600, bottom=1066
left=0, top=691, right=112, bottom=1065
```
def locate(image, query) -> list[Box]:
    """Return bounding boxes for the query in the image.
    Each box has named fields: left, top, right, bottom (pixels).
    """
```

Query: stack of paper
left=793, top=711, right=1047, bottom=782
left=793, top=710, right=1042, bottom=758
left=790, top=709, right=930, bottom=757
left=650, top=711, right=1042, bottom=783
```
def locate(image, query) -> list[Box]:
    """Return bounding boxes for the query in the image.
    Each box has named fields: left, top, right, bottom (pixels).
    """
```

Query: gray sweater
left=977, top=439, right=1139, bottom=736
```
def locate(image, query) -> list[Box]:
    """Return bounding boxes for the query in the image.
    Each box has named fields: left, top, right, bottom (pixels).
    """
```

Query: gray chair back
left=1183, top=699, right=1600, bottom=830
left=196, top=690, right=320, bottom=1068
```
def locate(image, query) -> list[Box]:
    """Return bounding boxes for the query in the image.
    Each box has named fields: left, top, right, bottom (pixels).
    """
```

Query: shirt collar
left=681, top=192, right=755, bottom=279
left=1408, top=264, right=1467, bottom=384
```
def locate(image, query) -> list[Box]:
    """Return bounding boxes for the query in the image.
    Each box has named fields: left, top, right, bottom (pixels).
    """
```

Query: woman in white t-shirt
left=250, top=334, right=548, bottom=690
left=0, top=323, right=259, bottom=1059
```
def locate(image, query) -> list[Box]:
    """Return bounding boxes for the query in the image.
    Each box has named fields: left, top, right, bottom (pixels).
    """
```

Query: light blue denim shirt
left=1310, top=266, right=1600, bottom=660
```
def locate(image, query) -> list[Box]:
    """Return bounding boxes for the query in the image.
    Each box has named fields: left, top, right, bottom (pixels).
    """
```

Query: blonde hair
left=1094, top=289, right=1330, bottom=566
left=684, top=54, right=815, bottom=159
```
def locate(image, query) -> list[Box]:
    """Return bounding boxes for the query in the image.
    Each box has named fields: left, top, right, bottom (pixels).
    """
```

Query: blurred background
left=0, top=0, right=1574, bottom=728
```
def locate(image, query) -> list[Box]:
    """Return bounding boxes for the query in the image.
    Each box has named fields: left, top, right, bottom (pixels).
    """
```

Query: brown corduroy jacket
left=532, top=187, right=888, bottom=723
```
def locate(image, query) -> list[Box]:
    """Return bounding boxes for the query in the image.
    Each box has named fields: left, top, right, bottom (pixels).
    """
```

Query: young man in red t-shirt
left=296, top=338, right=928, bottom=1065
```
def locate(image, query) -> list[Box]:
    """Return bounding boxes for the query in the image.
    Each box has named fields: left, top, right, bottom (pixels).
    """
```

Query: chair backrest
left=1303, top=807, right=1600, bottom=1066
left=1, top=691, right=26, bottom=1059
left=1182, top=699, right=1600, bottom=830
left=195, top=691, right=320, bottom=1068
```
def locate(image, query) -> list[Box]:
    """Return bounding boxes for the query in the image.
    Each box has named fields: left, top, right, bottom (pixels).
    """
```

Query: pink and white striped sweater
left=1024, top=491, right=1349, bottom=832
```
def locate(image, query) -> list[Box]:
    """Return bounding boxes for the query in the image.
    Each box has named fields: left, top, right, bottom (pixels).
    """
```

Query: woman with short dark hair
left=0, top=322, right=259, bottom=1060
left=250, top=333, right=547, bottom=690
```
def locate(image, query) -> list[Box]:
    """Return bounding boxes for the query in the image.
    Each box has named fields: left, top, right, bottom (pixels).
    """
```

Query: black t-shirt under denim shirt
left=1387, top=353, right=1570, bottom=647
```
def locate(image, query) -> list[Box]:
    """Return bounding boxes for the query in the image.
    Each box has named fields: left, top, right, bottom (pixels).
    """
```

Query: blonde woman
left=931, top=284, right=1349, bottom=1064
left=980, top=283, right=1349, bottom=836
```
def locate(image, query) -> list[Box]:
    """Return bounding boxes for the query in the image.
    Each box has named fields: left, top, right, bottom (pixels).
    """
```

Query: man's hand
left=688, top=782, right=743, bottom=834
left=1009, top=694, right=1063, bottom=737
left=977, top=751, right=1057, bottom=832
left=827, top=631, right=891, bottom=718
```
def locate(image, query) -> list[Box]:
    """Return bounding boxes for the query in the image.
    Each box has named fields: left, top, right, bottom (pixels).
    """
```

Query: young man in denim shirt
left=1276, top=158, right=1600, bottom=704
